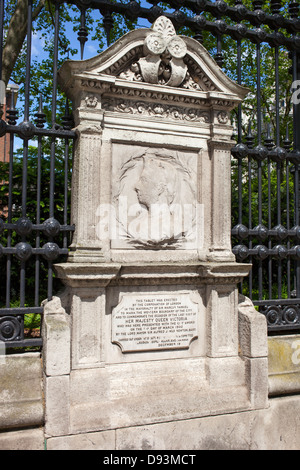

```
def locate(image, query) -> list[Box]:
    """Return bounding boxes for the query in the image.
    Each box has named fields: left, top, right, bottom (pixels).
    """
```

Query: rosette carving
left=119, top=16, right=188, bottom=87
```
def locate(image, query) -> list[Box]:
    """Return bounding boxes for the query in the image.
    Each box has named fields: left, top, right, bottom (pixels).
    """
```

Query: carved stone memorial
left=43, top=17, right=269, bottom=449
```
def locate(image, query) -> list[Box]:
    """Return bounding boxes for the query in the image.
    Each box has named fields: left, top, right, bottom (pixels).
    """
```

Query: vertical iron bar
left=277, top=161, right=282, bottom=300
left=237, top=38, right=242, bottom=144
left=22, top=0, right=33, bottom=217
left=275, top=46, right=280, bottom=148
left=256, top=41, right=263, bottom=226
left=5, top=133, right=14, bottom=308
left=20, top=0, right=33, bottom=307
left=24, top=0, right=32, bottom=123
left=248, top=155, right=253, bottom=300
left=79, top=9, right=88, bottom=60
left=35, top=142, right=42, bottom=307
left=236, top=36, right=243, bottom=293
left=256, top=43, right=262, bottom=146
left=237, top=38, right=243, bottom=225
left=294, top=164, right=299, bottom=296
left=48, top=1, right=60, bottom=300
left=35, top=94, right=45, bottom=307
left=268, top=157, right=272, bottom=299
left=256, top=42, right=263, bottom=300
left=0, top=0, right=4, bottom=80
left=22, top=143, right=28, bottom=219
left=286, top=158, right=291, bottom=298
left=20, top=262, right=26, bottom=307
left=49, top=2, right=59, bottom=218
left=47, top=261, right=53, bottom=300
left=215, top=34, right=223, bottom=68
left=292, top=49, right=300, bottom=296
left=63, top=138, right=69, bottom=249
left=274, top=44, right=283, bottom=298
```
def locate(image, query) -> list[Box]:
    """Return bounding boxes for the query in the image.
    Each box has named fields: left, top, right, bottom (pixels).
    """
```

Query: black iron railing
left=0, top=0, right=76, bottom=348
left=0, top=0, right=299, bottom=348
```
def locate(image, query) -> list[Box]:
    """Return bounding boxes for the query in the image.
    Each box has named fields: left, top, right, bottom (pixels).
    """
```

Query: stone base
left=0, top=428, right=44, bottom=450
left=67, top=357, right=250, bottom=434
left=46, top=395, right=300, bottom=450
left=268, top=334, right=300, bottom=396
left=0, top=353, right=44, bottom=431
left=42, top=266, right=269, bottom=444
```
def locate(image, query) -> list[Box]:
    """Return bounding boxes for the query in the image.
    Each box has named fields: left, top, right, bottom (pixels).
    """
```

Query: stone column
left=67, top=108, right=105, bottom=263
left=208, top=138, right=235, bottom=262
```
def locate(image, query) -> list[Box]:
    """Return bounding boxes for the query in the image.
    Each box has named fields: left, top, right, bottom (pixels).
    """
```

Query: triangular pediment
left=59, top=17, right=248, bottom=102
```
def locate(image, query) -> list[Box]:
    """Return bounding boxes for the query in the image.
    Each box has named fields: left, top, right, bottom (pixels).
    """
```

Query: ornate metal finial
left=246, top=120, right=254, bottom=148
left=78, top=9, right=88, bottom=60
left=270, top=0, right=282, bottom=14
left=264, top=123, right=274, bottom=150
left=289, top=1, right=299, bottom=18
left=6, top=90, right=18, bottom=126
left=283, top=123, right=292, bottom=151
left=61, top=99, right=74, bottom=130
left=35, top=94, right=46, bottom=128
left=101, top=8, right=114, bottom=46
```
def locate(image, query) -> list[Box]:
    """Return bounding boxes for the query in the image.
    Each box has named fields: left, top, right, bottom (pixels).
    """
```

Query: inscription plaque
left=112, top=293, right=198, bottom=353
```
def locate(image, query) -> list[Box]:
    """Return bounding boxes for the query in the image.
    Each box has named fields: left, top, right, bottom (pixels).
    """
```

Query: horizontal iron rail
left=3, top=338, right=43, bottom=348
left=63, top=0, right=300, bottom=31
left=0, top=223, right=75, bottom=233
left=254, top=298, right=300, bottom=306
left=179, top=0, right=300, bottom=33
left=267, top=323, right=300, bottom=331
left=0, top=307, right=44, bottom=315
left=233, top=226, right=300, bottom=239
left=0, top=122, right=76, bottom=140
left=232, top=245, right=300, bottom=260
left=1, top=246, right=69, bottom=255
left=59, top=0, right=300, bottom=49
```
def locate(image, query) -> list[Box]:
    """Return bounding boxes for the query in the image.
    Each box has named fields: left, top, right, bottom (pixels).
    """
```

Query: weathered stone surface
left=47, top=430, right=115, bottom=450
left=268, top=334, right=300, bottom=396
left=44, top=375, right=70, bottom=438
left=0, top=353, right=43, bottom=430
left=238, top=294, right=268, bottom=358
left=0, top=428, right=44, bottom=450
left=42, top=296, right=71, bottom=377
left=115, top=395, right=300, bottom=450
left=251, top=395, right=300, bottom=450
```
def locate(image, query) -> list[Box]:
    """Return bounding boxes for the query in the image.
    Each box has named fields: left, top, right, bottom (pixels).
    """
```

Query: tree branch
left=1, top=0, right=46, bottom=86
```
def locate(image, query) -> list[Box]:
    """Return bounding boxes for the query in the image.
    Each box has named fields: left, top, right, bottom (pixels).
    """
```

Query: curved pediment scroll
left=58, top=16, right=248, bottom=102
left=119, top=16, right=188, bottom=88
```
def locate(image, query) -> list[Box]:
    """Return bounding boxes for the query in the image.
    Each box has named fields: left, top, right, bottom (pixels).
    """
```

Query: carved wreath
left=114, top=148, right=197, bottom=249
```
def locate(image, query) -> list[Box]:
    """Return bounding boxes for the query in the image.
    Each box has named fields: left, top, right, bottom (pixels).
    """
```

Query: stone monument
left=43, top=17, right=268, bottom=449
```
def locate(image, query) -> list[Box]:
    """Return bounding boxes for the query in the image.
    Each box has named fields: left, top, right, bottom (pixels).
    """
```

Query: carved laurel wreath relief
left=113, top=148, right=198, bottom=250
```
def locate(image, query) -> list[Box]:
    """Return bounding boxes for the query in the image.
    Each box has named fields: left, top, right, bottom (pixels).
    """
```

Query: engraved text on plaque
left=112, top=293, right=198, bottom=352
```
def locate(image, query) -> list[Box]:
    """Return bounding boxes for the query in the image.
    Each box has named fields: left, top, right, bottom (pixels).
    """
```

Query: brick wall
left=0, top=84, right=19, bottom=163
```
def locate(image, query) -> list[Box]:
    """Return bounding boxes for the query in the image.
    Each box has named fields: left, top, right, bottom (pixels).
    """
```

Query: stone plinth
left=42, top=17, right=269, bottom=448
